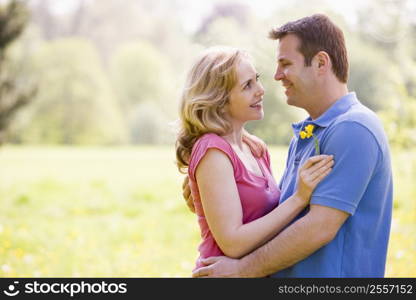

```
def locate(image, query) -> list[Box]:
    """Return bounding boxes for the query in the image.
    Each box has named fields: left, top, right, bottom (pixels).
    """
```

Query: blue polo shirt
left=272, top=92, right=393, bottom=278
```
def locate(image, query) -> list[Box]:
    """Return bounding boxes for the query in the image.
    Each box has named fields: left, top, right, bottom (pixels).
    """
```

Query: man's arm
left=193, top=204, right=349, bottom=277
left=239, top=204, right=349, bottom=277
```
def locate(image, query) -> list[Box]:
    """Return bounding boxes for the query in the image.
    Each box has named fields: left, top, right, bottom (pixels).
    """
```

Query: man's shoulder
left=325, top=102, right=390, bottom=154
left=337, top=102, right=379, bottom=125
left=330, top=101, right=386, bottom=136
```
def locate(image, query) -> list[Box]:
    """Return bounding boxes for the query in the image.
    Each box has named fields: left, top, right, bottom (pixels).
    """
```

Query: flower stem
left=313, top=135, right=320, bottom=155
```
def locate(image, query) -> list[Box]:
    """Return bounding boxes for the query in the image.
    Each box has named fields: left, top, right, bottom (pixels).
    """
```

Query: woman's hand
left=295, top=155, right=334, bottom=204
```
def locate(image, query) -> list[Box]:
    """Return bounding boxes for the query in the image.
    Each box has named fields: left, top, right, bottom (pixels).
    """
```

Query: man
left=185, top=14, right=393, bottom=278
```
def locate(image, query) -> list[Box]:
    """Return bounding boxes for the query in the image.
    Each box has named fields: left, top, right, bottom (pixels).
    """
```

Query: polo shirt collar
left=292, top=92, right=359, bottom=134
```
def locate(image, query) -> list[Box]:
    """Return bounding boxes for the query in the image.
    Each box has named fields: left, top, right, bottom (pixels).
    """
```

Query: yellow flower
left=300, top=124, right=320, bottom=155
left=305, top=124, right=315, bottom=135
left=299, top=131, right=307, bottom=139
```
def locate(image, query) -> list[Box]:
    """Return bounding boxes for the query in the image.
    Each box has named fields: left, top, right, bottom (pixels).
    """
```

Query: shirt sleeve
left=188, top=134, right=239, bottom=182
left=311, top=121, right=380, bottom=215
left=279, top=138, right=296, bottom=190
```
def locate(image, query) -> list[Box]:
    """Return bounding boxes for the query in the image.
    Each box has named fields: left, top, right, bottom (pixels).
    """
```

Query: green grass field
left=0, top=146, right=414, bottom=277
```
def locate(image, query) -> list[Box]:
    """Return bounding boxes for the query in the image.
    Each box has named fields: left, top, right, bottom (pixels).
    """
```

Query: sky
left=36, top=0, right=416, bottom=37
left=43, top=0, right=363, bottom=29
left=176, top=0, right=365, bottom=32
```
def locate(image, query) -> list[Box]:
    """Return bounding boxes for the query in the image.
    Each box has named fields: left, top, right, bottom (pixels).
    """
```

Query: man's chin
left=286, top=97, right=303, bottom=108
left=286, top=97, right=295, bottom=106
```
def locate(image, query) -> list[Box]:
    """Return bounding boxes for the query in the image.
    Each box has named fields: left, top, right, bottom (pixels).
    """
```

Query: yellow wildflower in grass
left=299, top=124, right=320, bottom=155
left=13, top=248, right=24, bottom=259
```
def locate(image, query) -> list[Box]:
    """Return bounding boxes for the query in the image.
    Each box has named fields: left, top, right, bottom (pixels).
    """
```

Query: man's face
left=274, top=34, right=317, bottom=108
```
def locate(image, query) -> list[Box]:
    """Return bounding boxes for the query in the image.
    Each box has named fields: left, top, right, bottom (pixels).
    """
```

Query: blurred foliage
left=0, top=0, right=36, bottom=144
left=13, top=38, right=127, bottom=144
left=347, top=37, right=399, bottom=112
left=110, top=41, right=172, bottom=109
left=110, top=41, right=176, bottom=144
left=0, top=0, right=414, bottom=148
left=129, top=101, right=174, bottom=144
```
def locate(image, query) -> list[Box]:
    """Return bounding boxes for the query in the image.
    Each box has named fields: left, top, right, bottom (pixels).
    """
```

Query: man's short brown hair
left=269, top=14, right=349, bottom=83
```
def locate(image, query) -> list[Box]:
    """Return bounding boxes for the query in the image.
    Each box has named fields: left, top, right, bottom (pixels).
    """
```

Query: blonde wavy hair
left=175, top=46, right=247, bottom=174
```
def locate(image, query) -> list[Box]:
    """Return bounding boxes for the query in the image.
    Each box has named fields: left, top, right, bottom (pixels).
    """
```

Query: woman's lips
left=250, top=100, right=263, bottom=108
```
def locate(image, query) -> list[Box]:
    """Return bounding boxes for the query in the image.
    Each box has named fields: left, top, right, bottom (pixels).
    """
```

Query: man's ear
left=315, top=51, right=331, bottom=73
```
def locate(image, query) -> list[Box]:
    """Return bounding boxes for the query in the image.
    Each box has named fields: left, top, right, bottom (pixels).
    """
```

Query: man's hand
left=242, top=130, right=266, bottom=158
left=192, top=256, right=246, bottom=278
left=182, top=176, right=195, bottom=213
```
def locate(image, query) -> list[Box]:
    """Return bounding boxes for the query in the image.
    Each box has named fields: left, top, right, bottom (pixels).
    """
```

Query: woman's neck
left=222, top=125, right=244, bottom=150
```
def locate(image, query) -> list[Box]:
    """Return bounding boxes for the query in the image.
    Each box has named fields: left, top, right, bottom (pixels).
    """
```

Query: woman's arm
left=196, top=149, right=333, bottom=258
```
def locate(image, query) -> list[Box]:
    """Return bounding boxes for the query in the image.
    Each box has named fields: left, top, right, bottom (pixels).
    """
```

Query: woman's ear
left=220, top=100, right=228, bottom=113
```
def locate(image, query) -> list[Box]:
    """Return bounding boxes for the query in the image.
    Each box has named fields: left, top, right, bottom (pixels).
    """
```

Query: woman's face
left=226, top=58, right=265, bottom=127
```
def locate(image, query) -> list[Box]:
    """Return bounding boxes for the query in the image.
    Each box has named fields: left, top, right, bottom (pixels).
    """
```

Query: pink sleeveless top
left=188, top=133, right=281, bottom=269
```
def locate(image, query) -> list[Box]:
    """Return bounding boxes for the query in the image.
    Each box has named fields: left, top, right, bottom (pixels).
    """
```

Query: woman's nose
left=257, top=82, right=265, bottom=96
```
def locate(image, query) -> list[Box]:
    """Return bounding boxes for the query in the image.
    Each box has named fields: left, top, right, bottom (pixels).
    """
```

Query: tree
left=347, top=36, right=400, bottom=112
left=110, top=41, right=176, bottom=144
left=353, top=0, right=416, bottom=148
left=28, top=0, right=159, bottom=63
left=0, top=0, right=36, bottom=144
left=110, top=41, right=173, bottom=110
left=16, top=38, right=127, bottom=145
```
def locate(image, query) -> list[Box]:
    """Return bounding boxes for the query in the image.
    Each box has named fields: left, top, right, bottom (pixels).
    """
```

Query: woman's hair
left=175, top=46, right=247, bottom=174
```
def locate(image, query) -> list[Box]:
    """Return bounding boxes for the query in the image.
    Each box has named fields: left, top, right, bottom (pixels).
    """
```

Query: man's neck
left=307, top=84, right=348, bottom=120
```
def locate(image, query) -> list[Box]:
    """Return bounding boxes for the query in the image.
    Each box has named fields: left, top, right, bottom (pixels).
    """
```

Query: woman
left=175, top=46, right=333, bottom=271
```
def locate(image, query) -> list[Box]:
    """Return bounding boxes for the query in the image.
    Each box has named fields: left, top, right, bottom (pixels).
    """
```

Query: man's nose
left=274, top=69, right=284, bottom=81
